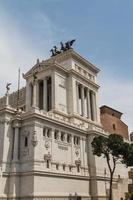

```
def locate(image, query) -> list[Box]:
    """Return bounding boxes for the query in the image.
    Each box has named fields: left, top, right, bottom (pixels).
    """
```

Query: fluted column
left=12, top=119, right=21, bottom=162
left=90, top=91, right=97, bottom=121
left=32, top=80, right=38, bottom=108
left=87, top=88, right=91, bottom=119
left=81, top=85, right=85, bottom=117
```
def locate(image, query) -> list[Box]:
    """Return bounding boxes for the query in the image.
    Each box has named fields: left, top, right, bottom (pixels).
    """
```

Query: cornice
left=7, top=170, right=91, bottom=180
left=21, top=111, right=87, bottom=134
left=69, top=69, right=100, bottom=89
left=23, top=49, right=100, bottom=79
left=0, top=106, right=16, bottom=115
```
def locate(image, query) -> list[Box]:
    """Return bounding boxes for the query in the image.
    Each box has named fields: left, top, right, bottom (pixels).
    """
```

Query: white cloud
left=0, top=6, right=132, bottom=134
left=0, top=11, right=57, bottom=95
left=99, top=75, right=133, bottom=133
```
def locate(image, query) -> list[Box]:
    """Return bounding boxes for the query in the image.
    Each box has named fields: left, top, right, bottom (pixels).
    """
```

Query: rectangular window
left=24, top=137, right=28, bottom=147
left=46, top=160, right=50, bottom=168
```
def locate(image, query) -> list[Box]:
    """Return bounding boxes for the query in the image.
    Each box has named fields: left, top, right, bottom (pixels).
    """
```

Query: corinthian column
left=90, top=91, right=97, bottom=121
left=87, top=88, right=91, bottom=119
left=12, top=119, right=21, bottom=162
left=32, top=80, right=38, bottom=108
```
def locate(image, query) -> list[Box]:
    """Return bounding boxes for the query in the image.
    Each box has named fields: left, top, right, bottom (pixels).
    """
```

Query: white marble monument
left=0, top=48, right=129, bottom=200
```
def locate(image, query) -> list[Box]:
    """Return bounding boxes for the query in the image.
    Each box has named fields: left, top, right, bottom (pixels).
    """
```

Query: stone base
left=0, top=196, right=108, bottom=200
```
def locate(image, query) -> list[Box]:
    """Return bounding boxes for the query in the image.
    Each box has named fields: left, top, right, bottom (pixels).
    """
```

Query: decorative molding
left=0, top=119, right=11, bottom=125
left=45, top=141, right=50, bottom=149
left=75, top=159, right=81, bottom=166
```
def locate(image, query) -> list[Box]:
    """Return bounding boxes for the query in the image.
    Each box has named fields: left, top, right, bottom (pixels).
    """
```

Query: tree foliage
left=91, top=134, right=133, bottom=200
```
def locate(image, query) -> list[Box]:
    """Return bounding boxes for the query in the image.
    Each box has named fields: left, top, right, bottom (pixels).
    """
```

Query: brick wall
left=100, top=113, right=129, bottom=140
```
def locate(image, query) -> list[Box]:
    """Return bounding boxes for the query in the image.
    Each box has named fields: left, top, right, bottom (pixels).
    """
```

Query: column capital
left=12, top=118, right=22, bottom=128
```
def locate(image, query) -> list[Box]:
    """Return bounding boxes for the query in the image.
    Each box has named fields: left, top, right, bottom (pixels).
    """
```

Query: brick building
left=100, top=105, right=129, bottom=140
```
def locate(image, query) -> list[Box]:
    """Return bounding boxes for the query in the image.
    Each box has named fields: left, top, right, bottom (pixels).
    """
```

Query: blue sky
left=0, top=0, right=133, bottom=132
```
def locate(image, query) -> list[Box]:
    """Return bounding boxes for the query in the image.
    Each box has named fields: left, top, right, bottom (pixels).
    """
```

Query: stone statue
left=50, top=49, right=55, bottom=57
left=53, top=46, right=61, bottom=55
left=60, top=42, right=66, bottom=51
left=65, top=39, right=76, bottom=50
left=69, top=39, right=76, bottom=47
left=50, top=39, right=76, bottom=57
left=6, top=83, right=11, bottom=94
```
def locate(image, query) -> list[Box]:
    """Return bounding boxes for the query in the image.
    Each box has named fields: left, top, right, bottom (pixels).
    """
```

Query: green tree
left=91, top=134, right=127, bottom=200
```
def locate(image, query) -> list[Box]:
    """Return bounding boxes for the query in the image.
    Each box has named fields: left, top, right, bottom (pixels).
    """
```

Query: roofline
left=24, top=49, right=100, bottom=78
left=100, top=105, right=123, bottom=115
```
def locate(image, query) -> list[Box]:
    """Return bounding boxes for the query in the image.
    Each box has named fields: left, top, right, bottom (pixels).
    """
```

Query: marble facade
left=0, top=49, right=129, bottom=200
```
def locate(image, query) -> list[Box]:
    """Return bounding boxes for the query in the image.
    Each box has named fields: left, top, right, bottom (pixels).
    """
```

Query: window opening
left=56, top=164, right=59, bottom=170
left=54, top=130, right=58, bottom=140
left=113, top=124, right=116, bottom=130
left=46, top=160, right=50, bottom=168
left=47, top=77, right=52, bottom=111
left=47, top=129, right=51, bottom=138
left=39, top=80, right=44, bottom=110
left=69, top=166, right=72, bottom=172
left=77, top=164, right=80, bottom=172
left=24, top=137, right=28, bottom=147
left=61, top=132, right=65, bottom=141
left=67, top=134, right=71, bottom=143
left=63, top=164, right=65, bottom=171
